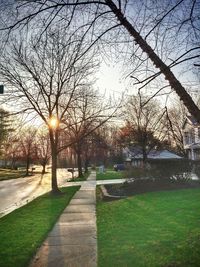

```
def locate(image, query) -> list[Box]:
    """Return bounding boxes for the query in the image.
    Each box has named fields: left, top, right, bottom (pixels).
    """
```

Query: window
left=191, top=129, right=195, bottom=143
left=198, top=127, right=200, bottom=141
left=195, top=149, right=200, bottom=160
left=184, top=132, right=189, bottom=144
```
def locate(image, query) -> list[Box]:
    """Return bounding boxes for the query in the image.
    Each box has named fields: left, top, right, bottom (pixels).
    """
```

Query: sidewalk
left=29, top=172, right=97, bottom=267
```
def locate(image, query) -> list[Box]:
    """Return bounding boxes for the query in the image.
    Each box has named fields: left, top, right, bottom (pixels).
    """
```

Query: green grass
left=0, top=186, right=80, bottom=267
left=68, top=171, right=91, bottom=182
left=0, top=168, right=26, bottom=181
left=97, top=188, right=200, bottom=267
left=96, top=169, right=124, bottom=180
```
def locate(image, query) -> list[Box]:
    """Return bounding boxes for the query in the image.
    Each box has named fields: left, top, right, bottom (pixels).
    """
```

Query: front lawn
left=96, top=169, right=124, bottom=180
left=0, top=168, right=26, bottom=181
left=0, top=186, right=79, bottom=267
left=97, top=188, right=200, bottom=267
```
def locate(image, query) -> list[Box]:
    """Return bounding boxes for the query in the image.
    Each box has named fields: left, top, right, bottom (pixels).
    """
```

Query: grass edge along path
left=0, top=186, right=80, bottom=267
left=68, top=171, right=91, bottom=182
left=97, top=188, right=200, bottom=267
left=96, top=169, right=124, bottom=180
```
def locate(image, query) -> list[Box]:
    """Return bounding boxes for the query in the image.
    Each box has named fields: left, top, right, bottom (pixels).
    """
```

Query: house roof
left=187, top=115, right=198, bottom=125
left=125, top=149, right=182, bottom=160
left=182, top=115, right=200, bottom=129
left=147, top=150, right=182, bottom=159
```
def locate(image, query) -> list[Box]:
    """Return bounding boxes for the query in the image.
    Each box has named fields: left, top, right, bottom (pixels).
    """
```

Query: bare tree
left=123, top=94, right=165, bottom=162
left=0, top=27, right=97, bottom=193
left=63, top=87, right=118, bottom=177
left=35, top=129, right=51, bottom=174
left=19, top=127, right=37, bottom=176
left=1, top=0, right=198, bottom=121
left=105, top=1, right=200, bottom=121
left=90, top=124, right=112, bottom=166
left=163, top=101, right=187, bottom=156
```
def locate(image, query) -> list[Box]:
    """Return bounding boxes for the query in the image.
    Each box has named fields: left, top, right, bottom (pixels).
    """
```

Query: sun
left=49, top=117, right=59, bottom=129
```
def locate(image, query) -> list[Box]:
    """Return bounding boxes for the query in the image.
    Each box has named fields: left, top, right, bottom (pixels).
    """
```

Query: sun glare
left=49, top=117, right=59, bottom=129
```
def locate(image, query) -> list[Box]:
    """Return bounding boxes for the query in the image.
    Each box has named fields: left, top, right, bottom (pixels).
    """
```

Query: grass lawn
left=0, top=168, right=26, bottom=181
left=0, top=186, right=79, bottom=267
left=96, top=169, right=124, bottom=180
left=97, top=188, right=200, bottom=267
left=68, top=171, right=91, bottom=182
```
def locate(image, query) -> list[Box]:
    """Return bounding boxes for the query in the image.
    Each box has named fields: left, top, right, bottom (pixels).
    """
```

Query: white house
left=182, top=116, right=200, bottom=160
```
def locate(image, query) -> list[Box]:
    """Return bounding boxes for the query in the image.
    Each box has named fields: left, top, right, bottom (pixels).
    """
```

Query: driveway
left=0, top=168, right=76, bottom=217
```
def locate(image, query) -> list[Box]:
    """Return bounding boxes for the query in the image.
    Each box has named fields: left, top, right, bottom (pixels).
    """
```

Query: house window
left=191, top=129, right=195, bottom=143
left=188, top=150, right=191, bottom=159
left=184, top=132, right=189, bottom=144
left=195, top=149, right=200, bottom=160
left=198, top=128, right=200, bottom=140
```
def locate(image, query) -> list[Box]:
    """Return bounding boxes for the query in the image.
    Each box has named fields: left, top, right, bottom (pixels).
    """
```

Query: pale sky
left=95, top=62, right=127, bottom=97
left=95, top=58, right=199, bottom=107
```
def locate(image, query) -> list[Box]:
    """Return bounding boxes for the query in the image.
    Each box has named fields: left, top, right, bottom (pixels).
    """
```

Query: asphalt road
left=0, top=168, right=77, bottom=218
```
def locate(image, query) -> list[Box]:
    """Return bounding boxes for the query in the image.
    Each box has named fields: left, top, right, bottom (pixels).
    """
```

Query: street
left=0, top=168, right=77, bottom=218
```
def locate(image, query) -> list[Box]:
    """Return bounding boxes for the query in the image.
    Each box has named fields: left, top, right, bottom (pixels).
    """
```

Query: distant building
left=182, top=115, right=200, bottom=160
left=123, top=147, right=182, bottom=167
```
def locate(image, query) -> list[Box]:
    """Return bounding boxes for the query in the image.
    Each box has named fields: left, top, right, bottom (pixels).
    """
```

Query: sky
left=95, top=57, right=199, bottom=109
left=95, top=62, right=127, bottom=97
left=0, top=0, right=199, bottom=121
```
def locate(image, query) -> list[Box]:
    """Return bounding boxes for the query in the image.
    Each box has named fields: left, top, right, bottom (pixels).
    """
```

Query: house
left=182, top=115, right=200, bottom=160
left=123, top=147, right=182, bottom=167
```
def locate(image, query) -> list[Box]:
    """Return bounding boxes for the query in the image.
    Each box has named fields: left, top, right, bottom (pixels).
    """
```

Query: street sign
left=0, top=85, right=4, bottom=94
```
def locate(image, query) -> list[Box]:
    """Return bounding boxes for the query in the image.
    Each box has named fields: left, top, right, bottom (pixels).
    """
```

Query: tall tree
left=123, top=94, right=164, bottom=162
left=63, top=87, right=117, bottom=177
left=0, top=27, right=97, bottom=193
left=0, top=0, right=199, bottom=121
left=163, top=101, right=188, bottom=156
left=35, top=129, right=51, bottom=174
left=105, top=0, right=200, bottom=121
left=19, top=127, right=37, bottom=176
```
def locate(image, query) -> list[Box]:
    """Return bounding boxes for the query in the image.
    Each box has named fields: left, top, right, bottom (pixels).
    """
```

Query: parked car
left=113, top=163, right=125, bottom=171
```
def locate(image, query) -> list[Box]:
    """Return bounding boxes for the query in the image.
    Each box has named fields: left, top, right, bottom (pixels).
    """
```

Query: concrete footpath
left=29, top=172, right=97, bottom=267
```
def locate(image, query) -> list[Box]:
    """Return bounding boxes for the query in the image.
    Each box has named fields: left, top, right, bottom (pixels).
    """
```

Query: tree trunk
left=77, top=146, right=83, bottom=178
left=11, top=159, right=14, bottom=169
left=25, top=156, right=30, bottom=176
left=4, top=158, right=7, bottom=168
left=41, top=163, right=46, bottom=174
left=142, top=147, right=147, bottom=166
left=106, top=0, right=200, bottom=123
left=84, top=158, right=89, bottom=173
left=49, top=129, right=60, bottom=194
